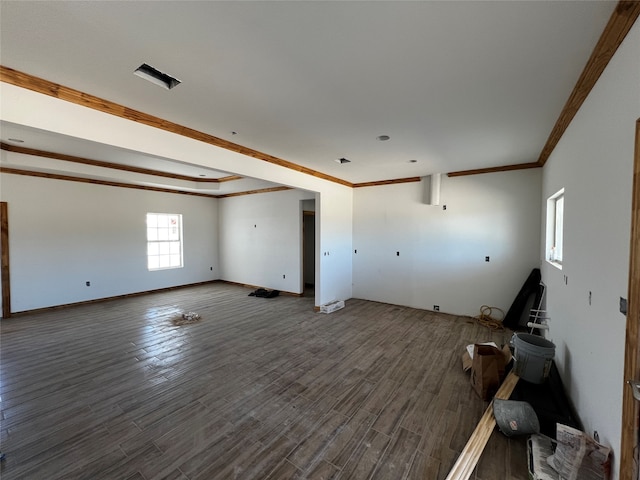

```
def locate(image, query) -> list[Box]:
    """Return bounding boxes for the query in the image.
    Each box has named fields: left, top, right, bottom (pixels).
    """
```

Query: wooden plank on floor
left=444, top=372, right=520, bottom=480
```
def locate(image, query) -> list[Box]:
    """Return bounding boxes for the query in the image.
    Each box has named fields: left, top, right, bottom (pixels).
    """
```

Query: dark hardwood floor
left=0, top=283, right=528, bottom=480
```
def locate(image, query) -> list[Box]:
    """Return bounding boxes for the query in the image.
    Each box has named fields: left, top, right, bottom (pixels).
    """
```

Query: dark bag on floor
left=249, top=288, right=280, bottom=298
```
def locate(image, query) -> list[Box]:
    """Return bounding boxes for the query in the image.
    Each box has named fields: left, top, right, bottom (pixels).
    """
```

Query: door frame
left=1, top=201, right=11, bottom=318
left=620, top=119, right=640, bottom=480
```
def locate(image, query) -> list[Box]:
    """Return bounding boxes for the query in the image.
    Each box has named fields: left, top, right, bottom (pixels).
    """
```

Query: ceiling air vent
left=134, top=63, right=181, bottom=90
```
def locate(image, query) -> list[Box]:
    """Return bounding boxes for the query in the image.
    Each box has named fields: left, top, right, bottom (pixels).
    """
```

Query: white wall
left=540, top=21, right=639, bottom=478
left=0, top=83, right=354, bottom=308
left=218, top=188, right=315, bottom=294
left=317, top=189, right=354, bottom=306
left=353, top=169, right=541, bottom=316
left=0, top=169, right=219, bottom=312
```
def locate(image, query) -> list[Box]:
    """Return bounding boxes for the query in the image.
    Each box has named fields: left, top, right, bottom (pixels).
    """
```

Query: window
left=146, top=213, right=183, bottom=270
left=545, top=189, right=564, bottom=268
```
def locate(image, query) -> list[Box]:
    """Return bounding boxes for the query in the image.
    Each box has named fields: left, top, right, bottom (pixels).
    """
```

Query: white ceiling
left=0, top=0, right=616, bottom=191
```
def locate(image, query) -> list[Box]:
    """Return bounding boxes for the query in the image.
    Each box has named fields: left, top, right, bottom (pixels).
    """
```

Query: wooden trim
left=0, top=166, right=296, bottom=199
left=537, top=1, right=640, bottom=166
left=0, top=167, right=218, bottom=198
left=3, top=4, right=638, bottom=189
left=0, top=142, right=241, bottom=184
left=352, top=176, right=422, bottom=188
left=217, top=175, right=243, bottom=183
left=444, top=372, right=520, bottom=480
left=0, top=65, right=353, bottom=188
left=216, top=186, right=293, bottom=198
left=5, top=275, right=306, bottom=318
left=0, top=202, right=10, bottom=318
left=447, top=162, right=540, bottom=178
left=8, top=280, right=221, bottom=317
left=620, top=118, right=640, bottom=480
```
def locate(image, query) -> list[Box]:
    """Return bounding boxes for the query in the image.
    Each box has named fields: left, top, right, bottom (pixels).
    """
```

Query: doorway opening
left=302, top=201, right=315, bottom=297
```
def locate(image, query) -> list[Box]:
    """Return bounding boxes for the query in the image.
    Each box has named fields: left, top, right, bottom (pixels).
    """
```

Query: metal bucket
left=493, top=399, right=540, bottom=437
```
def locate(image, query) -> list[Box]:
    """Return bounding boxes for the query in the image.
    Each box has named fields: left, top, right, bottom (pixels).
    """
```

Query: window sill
left=546, top=259, right=563, bottom=270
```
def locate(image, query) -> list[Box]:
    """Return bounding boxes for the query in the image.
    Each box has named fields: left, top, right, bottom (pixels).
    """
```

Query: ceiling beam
left=0, top=166, right=219, bottom=198
left=353, top=177, right=422, bottom=188
left=537, top=1, right=640, bottom=166
left=217, top=186, right=293, bottom=198
left=2, top=1, right=638, bottom=183
left=0, top=142, right=240, bottom=183
left=447, top=162, right=540, bottom=178
left=0, top=66, right=353, bottom=188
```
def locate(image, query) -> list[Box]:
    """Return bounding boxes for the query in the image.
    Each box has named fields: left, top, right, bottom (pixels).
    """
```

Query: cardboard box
left=461, top=342, right=511, bottom=372
left=465, top=343, right=512, bottom=400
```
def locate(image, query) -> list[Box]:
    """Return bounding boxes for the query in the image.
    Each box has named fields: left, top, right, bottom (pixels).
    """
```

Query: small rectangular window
left=147, top=213, right=183, bottom=270
left=545, top=189, right=564, bottom=268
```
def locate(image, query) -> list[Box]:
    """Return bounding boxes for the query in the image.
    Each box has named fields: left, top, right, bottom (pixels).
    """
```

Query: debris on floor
left=528, top=425, right=611, bottom=480
left=461, top=342, right=512, bottom=400
left=473, top=304, right=505, bottom=330
left=248, top=288, right=280, bottom=298
left=445, top=372, right=520, bottom=480
left=528, top=434, right=558, bottom=480
left=547, top=424, right=611, bottom=480
left=319, top=300, right=345, bottom=314
left=172, top=311, right=201, bottom=326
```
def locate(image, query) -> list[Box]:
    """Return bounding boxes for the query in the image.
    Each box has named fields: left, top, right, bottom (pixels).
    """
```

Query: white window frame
left=146, top=213, right=183, bottom=271
left=545, top=189, right=564, bottom=269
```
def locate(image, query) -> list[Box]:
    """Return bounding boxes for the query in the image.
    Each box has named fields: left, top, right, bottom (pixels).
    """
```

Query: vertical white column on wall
left=315, top=193, right=322, bottom=305
left=316, top=187, right=353, bottom=307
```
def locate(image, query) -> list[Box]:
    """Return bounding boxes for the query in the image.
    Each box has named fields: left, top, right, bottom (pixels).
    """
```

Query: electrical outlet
left=442, top=205, right=447, bottom=210
left=434, top=305, right=440, bottom=311
left=396, top=251, right=400, bottom=256
left=485, top=256, right=490, bottom=262
left=210, top=266, right=213, bottom=271
left=86, top=281, right=91, bottom=287
left=283, top=274, right=286, bottom=279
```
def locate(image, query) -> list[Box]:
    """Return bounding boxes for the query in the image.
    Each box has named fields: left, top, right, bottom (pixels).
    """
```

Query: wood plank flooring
left=0, top=283, right=528, bottom=480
